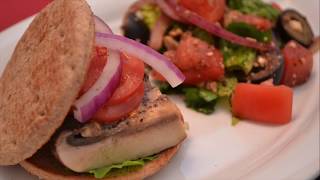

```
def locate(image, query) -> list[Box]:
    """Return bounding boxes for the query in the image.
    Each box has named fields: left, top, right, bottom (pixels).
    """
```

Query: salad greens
left=217, top=77, right=238, bottom=98
left=158, top=79, right=239, bottom=115
left=231, top=116, right=241, bottom=126
left=191, top=27, right=216, bottom=45
left=228, top=0, right=280, bottom=21
left=183, top=88, right=218, bottom=114
left=220, top=40, right=256, bottom=74
left=227, top=22, right=272, bottom=43
left=139, top=4, right=161, bottom=29
left=89, top=156, right=157, bottom=179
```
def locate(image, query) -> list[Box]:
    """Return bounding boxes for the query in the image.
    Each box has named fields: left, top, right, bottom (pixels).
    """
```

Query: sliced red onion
left=73, top=51, right=122, bottom=123
left=166, top=0, right=273, bottom=51
left=96, top=32, right=185, bottom=87
left=148, top=14, right=171, bottom=50
left=94, top=15, right=113, bottom=33
left=73, top=17, right=122, bottom=123
left=155, top=0, right=184, bottom=22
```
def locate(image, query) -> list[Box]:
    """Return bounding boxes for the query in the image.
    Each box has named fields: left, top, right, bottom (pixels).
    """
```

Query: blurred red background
left=0, top=0, right=52, bottom=31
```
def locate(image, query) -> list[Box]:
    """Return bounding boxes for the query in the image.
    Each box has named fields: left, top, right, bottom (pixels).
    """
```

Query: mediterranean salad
left=122, top=0, right=319, bottom=124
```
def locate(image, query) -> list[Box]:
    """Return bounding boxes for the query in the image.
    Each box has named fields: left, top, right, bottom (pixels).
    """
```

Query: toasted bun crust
left=0, top=0, right=94, bottom=165
left=20, top=144, right=180, bottom=180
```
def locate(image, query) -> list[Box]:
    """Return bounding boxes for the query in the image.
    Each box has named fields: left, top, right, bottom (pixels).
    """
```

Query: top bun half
left=0, top=0, right=95, bottom=165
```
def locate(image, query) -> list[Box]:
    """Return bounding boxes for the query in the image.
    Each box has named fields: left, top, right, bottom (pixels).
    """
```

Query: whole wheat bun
left=0, top=0, right=94, bottom=165
left=20, top=143, right=180, bottom=180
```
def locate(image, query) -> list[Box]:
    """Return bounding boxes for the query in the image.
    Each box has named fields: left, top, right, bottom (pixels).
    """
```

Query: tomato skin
left=107, top=54, right=145, bottom=105
left=271, top=2, right=282, bottom=11
left=224, top=10, right=273, bottom=31
left=281, top=41, right=313, bottom=87
left=79, top=46, right=108, bottom=96
left=232, top=83, right=293, bottom=124
left=93, top=82, right=144, bottom=123
left=153, top=35, right=224, bottom=85
left=174, top=35, right=224, bottom=84
left=179, top=0, right=226, bottom=22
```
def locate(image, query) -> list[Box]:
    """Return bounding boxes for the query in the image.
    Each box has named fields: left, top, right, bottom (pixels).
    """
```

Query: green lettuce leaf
left=228, top=0, right=280, bottom=21
left=183, top=88, right=218, bottom=114
left=220, top=40, right=256, bottom=74
left=227, top=22, right=272, bottom=43
left=88, top=156, right=157, bottom=179
left=231, top=116, right=241, bottom=126
left=217, top=77, right=238, bottom=98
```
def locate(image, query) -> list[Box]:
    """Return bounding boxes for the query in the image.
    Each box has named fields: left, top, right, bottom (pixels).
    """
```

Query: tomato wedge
left=107, top=54, right=145, bottom=105
left=281, top=41, right=313, bottom=87
left=153, top=34, right=224, bottom=85
left=79, top=46, right=108, bottom=96
left=93, top=82, right=145, bottom=123
left=232, top=83, right=293, bottom=124
left=179, top=0, right=226, bottom=22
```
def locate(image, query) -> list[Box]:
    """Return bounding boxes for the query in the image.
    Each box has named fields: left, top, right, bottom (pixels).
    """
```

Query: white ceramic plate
left=0, top=0, right=319, bottom=180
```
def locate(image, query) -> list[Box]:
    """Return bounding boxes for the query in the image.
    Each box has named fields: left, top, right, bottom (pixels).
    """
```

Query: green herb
left=231, top=116, right=241, bottom=126
left=228, top=0, right=280, bottom=21
left=227, top=22, right=272, bottom=43
left=157, top=81, right=185, bottom=94
left=139, top=4, right=161, bottom=29
left=89, top=156, right=157, bottom=179
left=220, top=40, right=256, bottom=74
left=183, top=88, right=218, bottom=114
left=192, top=27, right=215, bottom=44
left=217, top=77, right=238, bottom=97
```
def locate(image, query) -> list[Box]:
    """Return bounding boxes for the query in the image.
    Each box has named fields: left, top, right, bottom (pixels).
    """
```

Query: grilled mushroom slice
left=55, top=84, right=186, bottom=172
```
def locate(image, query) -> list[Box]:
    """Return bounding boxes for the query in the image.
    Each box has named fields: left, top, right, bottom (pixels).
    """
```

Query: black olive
left=276, top=9, right=314, bottom=47
left=247, top=51, right=284, bottom=84
left=272, top=49, right=285, bottom=85
left=122, top=13, right=150, bottom=44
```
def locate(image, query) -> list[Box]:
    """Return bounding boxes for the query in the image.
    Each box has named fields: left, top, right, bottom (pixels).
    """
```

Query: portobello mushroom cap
left=54, top=82, right=187, bottom=173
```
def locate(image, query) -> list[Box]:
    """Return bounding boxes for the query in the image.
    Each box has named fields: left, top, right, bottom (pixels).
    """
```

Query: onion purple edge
left=95, top=32, right=185, bottom=87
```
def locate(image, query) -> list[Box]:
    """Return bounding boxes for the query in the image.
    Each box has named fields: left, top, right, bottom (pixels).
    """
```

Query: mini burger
left=0, top=0, right=187, bottom=179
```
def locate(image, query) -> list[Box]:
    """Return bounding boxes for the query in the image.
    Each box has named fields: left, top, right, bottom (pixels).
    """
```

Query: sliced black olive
left=122, top=13, right=150, bottom=44
left=247, top=51, right=284, bottom=84
left=272, top=49, right=285, bottom=85
left=276, top=9, right=314, bottom=47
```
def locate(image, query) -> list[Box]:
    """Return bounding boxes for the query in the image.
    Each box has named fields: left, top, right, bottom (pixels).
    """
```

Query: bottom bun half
left=20, top=143, right=180, bottom=180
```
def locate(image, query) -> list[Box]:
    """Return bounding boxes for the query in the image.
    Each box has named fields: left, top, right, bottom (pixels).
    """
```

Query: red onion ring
left=155, top=0, right=184, bottom=22
left=95, top=32, right=185, bottom=87
left=94, top=15, right=113, bottom=33
left=73, top=17, right=122, bottom=123
left=165, top=0, right=273, bottom=51
left=148, top=14, right=171, bottom=50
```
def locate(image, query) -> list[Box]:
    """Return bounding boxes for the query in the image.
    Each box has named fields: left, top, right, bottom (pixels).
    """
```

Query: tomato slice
left=107, top=54, right=145, bottom=105
left=232, top=83, right=293, bottom=124
left=281, top=41, right=313, bottom=87
left=93, top=82, right=145, bottom=123
left=179, top=0, right=226, bottom=22
left=79, top=46, right=108, bottom=96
